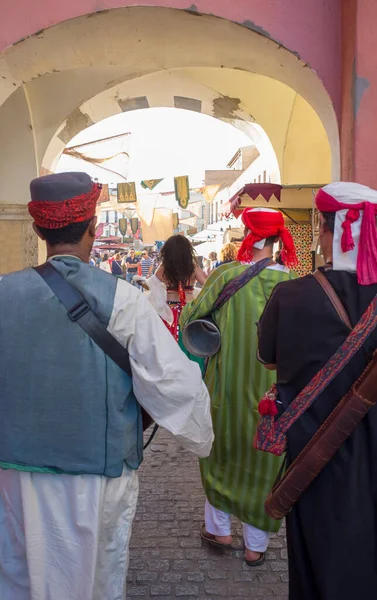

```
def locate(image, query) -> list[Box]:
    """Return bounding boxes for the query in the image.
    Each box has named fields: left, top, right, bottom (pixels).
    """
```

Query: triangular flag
left=174, top=176, right=190, bottom=209
left=180, top=216, right=197, bottom=227
left=141, top=179, right=164, bottom=191
left=186, top=201, right=203, bottom=217
left=195, top=184, right=222, bottom=203
left=98, top=184, right=110, bottom=203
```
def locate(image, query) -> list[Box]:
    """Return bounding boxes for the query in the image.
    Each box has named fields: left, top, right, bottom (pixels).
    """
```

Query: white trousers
left=0, top=466, right=139, bottom=600
left=205, top=499, right=270, bottom=552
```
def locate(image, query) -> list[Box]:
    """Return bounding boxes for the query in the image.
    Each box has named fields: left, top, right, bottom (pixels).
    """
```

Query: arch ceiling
left=0, top=7, right=338, bottom=205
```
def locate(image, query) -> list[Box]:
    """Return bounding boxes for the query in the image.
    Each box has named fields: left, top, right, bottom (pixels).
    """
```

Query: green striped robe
left=180, top=261, right=297, bottom=532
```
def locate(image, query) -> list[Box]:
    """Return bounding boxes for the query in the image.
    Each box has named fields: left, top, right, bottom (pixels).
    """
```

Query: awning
left=94, top=243, right=129, bottom=250
left=224, top=183, right=325, bottom=217
left=229, top=183, right=282, bottom=215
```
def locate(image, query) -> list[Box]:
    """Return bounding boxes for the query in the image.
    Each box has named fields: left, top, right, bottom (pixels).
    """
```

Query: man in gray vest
left=0, top=172, right=214, bottom=600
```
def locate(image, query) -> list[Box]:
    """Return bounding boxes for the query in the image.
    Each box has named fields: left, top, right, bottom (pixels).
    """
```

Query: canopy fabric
left=193, top=241, right=219, bottom=259
left=228, top=183, right=283, bottom=216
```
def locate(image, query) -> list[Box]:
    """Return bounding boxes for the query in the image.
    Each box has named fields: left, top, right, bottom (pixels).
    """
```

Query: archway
left=0, top=6, right=338, bottom=273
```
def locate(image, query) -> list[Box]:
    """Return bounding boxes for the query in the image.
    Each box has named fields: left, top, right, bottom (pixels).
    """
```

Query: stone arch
left=0, top=6, right=339, bottom=272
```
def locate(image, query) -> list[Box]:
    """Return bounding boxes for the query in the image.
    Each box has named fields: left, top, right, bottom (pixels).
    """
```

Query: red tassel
left=341, top=208, right=359, bottom=252
left=258, top=398, right=278, bottom=416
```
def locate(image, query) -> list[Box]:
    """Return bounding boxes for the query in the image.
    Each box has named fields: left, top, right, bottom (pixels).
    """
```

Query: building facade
left=0, top=0, right=374, bottom=273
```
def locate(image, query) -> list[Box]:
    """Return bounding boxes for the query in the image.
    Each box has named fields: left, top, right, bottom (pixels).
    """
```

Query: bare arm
left=155, top=265, right=164, bottom=281
left=194, top=264, right=208, bottom=285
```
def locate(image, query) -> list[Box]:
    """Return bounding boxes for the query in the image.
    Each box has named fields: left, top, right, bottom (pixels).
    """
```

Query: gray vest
left=0, top=257, right=143, bottom=477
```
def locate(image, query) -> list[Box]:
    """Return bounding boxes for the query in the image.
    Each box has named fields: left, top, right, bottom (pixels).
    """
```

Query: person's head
left=28, top=172, right=101, bottom=262
left=238, top=207, right=297, bottom=268
left=114, top=252, right=121, bottom=260
left=160, top=235, right=196, bottom=288
left=315, top=182, right=377, bottom=284
left=102, top=253, right=109, bottom=261
left=142, top=250, right=149, bottom=259
left=219, top=242, right=237, bottom=263
left=129, top=248, right=136, bottom=258
left=209, top=252, right=217, bottom=262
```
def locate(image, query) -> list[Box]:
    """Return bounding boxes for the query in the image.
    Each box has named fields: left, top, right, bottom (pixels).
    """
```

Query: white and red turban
left=237, top=207, right=298, bottom=268
left=316, top=182, right=377, bottom=285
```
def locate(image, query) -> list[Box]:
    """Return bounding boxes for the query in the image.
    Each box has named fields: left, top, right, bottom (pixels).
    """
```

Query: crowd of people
left=1, top=171, right=377, bottom=600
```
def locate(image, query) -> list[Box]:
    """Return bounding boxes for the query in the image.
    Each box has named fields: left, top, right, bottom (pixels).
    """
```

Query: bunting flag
left=136, top=193, right=159, bottom=227
left=180, top=216, right=197, bottom=227
left=118, top=218, right=128, bottom=236
left=130, top=217, right=139, bottom=235
left=187, top=200, right=203, bottom=217
left=194, top=184, right=222, bottom=203
left=140, top=208, right=173, bottom=244
left=98, top=184, right=110, bottom=203
left=141, top=179, right=164, bottom=191
left=173, top=213, right=179, bottom=229
left=118, top=182, right=137, bottom=203
left=95, top=222, right=105, bottom=239
left=174, top=176, right=190, bottom=209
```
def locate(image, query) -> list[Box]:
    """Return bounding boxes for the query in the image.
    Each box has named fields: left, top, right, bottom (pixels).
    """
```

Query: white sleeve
left=108, top=280, right=214, bottom=458
left=145, top=274, right=174, bottom=324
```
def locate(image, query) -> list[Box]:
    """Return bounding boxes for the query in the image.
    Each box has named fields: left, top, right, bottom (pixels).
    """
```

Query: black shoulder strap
left=33, top=262, right=158, bottom=449
left=34, top=262, right=132, bottom=376
left=213, top=256, right=272, bottom=313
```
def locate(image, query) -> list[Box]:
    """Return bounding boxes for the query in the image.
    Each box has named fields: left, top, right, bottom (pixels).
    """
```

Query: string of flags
left=115, top=176, right=221, bottom=208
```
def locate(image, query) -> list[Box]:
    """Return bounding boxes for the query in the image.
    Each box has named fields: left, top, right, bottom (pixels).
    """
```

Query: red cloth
left=316, top=188, right=377, bottom=285
left=163, top=285, right=187, bottom=342
left=28, top=183, right=101, bottom=229
left=237, top=208, right=298, bottom=268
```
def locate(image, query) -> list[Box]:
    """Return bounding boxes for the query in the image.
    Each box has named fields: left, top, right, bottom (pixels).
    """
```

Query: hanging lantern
left=118, top=218, right=128, bottom=236
left=131, top=217, right=139, bottom=235
left=173, top=213, right=179, bottom=229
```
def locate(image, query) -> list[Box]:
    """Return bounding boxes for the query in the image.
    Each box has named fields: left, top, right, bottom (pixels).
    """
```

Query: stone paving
left=128, top=428, right=288, bottom=599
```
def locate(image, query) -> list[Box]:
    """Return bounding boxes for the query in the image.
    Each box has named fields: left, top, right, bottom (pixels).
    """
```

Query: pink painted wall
left=353, top=0, right=377, bottom=187
left=0, top=0, right=341, bottom=116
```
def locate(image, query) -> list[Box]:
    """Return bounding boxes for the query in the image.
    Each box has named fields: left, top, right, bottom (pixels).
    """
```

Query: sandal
left=200, top=524, right=233, bottom=549
left=245, top=552, right=265, bottom=567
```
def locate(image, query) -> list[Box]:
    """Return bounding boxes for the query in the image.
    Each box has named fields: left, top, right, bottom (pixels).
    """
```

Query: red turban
left=28, top=172, right=102, bottom=229
left=237, top=208, right=298, bottom=268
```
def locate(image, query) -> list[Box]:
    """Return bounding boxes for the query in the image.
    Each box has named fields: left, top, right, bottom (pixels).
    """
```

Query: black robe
left=258, top=267, right=377, bottom=600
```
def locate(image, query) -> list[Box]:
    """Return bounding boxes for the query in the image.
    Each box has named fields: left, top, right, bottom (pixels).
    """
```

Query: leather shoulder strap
left=313, top=270, right=352, bottom=330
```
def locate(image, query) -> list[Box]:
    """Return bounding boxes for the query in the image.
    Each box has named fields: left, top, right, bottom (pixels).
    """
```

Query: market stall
left=223, top=183, right=326, bottom=276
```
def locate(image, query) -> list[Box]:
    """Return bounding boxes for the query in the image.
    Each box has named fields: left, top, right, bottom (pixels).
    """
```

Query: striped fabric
left=181, top=262, right=297, bottom=532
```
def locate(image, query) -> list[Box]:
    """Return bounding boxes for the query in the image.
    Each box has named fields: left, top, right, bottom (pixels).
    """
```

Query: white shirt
left=109, top=279, right=214, bottom=457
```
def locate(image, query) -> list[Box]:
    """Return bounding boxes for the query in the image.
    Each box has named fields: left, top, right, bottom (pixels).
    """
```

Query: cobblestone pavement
left=128, top=429, right=288, bottom=599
